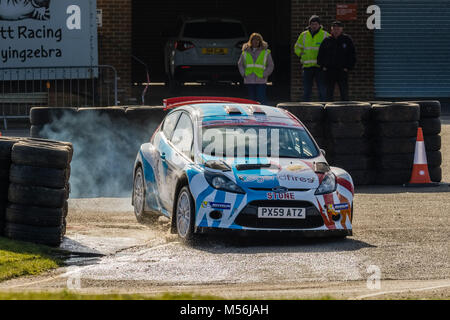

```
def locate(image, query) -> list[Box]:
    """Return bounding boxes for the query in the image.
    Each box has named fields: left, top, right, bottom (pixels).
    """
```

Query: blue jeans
left=302, top=67, right=327, bottom=102
left=247, top=84, right=267, bottom=105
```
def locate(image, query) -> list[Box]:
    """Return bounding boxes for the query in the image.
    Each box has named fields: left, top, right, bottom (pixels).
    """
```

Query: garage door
left=375, top=0, right=450, bottom=97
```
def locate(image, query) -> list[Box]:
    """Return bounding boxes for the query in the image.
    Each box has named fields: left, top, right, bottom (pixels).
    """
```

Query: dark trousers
left=302, top=67, right=327, bottom=102
left=324, top=68, right=349, bottom=101
left=247, top=84, right=267, bottom=105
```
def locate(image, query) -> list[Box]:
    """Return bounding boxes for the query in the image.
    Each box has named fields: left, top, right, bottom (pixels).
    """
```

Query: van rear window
left=183, top=22, right=246, bottom=39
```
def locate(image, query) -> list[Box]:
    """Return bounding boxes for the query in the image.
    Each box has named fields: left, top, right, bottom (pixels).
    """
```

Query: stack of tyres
left=372, top=102, right=420, bottom=185
left=324, top=102, right=373, bottom=185
left=275, top=102, right=326, bottom=150
left=407, top=101, right=442, bottom=182
left=30, top=107, right=78, bottom=138
left=0, top=137, right=22, bottom=236
left=5, top=139, right=73, bottom=246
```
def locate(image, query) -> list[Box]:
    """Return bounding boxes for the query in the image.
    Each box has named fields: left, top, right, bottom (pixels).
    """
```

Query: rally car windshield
left=201, top=126, right=319, bottom=159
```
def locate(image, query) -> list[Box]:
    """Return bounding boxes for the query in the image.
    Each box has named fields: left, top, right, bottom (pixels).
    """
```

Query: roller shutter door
left=375, top=0, right=450, bottom=97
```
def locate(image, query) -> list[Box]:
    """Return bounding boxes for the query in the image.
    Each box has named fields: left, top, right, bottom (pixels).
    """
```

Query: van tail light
left=175, top=41, right=195, bottom=51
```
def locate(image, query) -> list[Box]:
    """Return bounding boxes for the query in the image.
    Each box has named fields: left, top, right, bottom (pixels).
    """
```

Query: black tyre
left=9, top=183, right=66, bottom=208
left=372, top=103, right=420, bottom=122
left=0, top=137, right=21, bottom=162
left=9, top=164, right=68, bottom=189
left=424, top=135, right=441, bottom=152
left=133, top=167, right=147, bottom=223
left=427, top=151, right=442, bottom=167
left=325, top=102, right=371, bottom=122
left=377, top=137, right=417, bottom=154
left=368, top=101, right=392, bottom=105
left=30, top=107, right=78, bottom=126
left=4, top=223, right=63, bottom=247
left=375, top=121, right=419, bottom=138
left=329, top=155, right=372, bottom=171
left=77, top=107, right=126, bottom=120
left=125, top=106, right=167, bottom=135
left=376, top=153, right=414, bottom=170
left=347, top=170, right=376, bottom=185
left=5, top=204, right=64, bottom=227
left=429, top=166, right=442, bottom=182
left=11, top=141, right=71, bottom=169
left=328, top=122, right=368, bottom=138
left=175, top=186, right=196, bottom=244
left=325, top=138, right=371, bottom=155
left=302, top=121, right=324, bottom=138
left=375, top=169, right=411, bottom=185
left=407, top=100, right=441, bottom=118
left=419, top=118, right=441, bottom=135
left=30, top=125, right=45, bottom=138
left=276, top=102, right=324, bottom=122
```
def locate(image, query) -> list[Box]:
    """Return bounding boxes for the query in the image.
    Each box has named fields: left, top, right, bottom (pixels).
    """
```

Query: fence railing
left=0, top=65, right=118, bottom=129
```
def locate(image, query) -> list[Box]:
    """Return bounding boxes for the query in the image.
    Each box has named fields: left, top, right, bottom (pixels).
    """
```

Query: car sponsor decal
left=278, top=173, right=315, bottom=183
left=266, top=192, right=295, bottom=200
left=285, top=164, right=308, bottom=172
left=201, top=201, right=232, bottom=210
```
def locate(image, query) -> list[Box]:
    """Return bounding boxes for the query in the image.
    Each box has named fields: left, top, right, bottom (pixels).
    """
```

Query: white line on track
left=353, top=282, right=450, bottom=300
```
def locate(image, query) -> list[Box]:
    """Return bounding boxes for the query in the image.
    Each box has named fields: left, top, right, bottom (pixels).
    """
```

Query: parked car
left=163, top=18, right=248, bottom=89
left=132, top=97, right=354, bottom=243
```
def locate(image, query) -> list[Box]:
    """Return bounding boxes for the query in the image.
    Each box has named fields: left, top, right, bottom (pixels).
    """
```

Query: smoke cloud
left=39, top=108, right=162, bottom=198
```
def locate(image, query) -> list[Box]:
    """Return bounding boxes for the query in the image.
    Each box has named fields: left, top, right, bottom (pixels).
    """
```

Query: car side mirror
left=320, top=149, right=326, bottom=157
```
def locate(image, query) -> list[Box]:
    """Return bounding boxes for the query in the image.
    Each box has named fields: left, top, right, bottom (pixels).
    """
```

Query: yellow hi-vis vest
left=244, top=49, right=270, bottom=78
left=294, top=28, right=329, bottom=68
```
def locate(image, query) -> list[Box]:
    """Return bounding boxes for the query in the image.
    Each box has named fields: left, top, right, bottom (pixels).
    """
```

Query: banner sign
left=0, top=0, right=98, bottom=79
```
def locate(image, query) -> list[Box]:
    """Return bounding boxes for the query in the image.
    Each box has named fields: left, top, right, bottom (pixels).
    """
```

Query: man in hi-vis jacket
left=294, top=15, right=329, bottom=102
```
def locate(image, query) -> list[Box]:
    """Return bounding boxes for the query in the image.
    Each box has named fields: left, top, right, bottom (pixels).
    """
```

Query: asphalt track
left=0, top=120, right=449, bottom=299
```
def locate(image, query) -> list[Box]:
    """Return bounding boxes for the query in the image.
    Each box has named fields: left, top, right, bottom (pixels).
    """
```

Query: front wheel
left=133, top=167, right=146, bottom=223
left=176, top=186, right=196, bottom=243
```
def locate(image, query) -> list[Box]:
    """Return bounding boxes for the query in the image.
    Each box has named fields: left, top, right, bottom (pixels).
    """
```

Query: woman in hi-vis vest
left=238, top=33, right=274, bottom=105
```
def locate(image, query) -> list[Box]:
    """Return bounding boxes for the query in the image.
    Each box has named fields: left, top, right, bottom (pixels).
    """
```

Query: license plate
left=257, top=207, right=306, bottom=219
left=202, top=48, right=228, bottom=55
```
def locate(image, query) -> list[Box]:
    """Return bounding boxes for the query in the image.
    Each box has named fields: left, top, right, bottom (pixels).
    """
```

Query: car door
left=164, top=112, right=194, bottom=209
left=155, top=111, right=181, bottom=210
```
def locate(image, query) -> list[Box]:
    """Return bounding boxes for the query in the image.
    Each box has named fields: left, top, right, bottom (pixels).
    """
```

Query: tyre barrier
left=28, top=102, right=442, bottom=193
left=276, top=102, right=326, bottom=150
left=276, top=100, right=442, bottom=186
left=405, top=100, right=442, bottom=182
left=324, top=102, right=374, bottom=185
left=0, top=137, right=72, bottom=246
left=30, top=106, right=168, bottom=198
left=372, top=102, right=420, bottom=185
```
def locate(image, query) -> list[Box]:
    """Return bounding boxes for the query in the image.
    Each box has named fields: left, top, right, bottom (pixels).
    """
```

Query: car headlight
left=204, top=171, right=245, bottom=194
left=315, top=172, right=337, bottom=195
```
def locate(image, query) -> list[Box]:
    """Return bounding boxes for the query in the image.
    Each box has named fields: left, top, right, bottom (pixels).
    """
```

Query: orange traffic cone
left=404, top=127, right=439, bottom=187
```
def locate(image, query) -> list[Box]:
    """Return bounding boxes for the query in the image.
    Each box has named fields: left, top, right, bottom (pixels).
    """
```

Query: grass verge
left=0, top=291, right=223, bottom=300
left=0, top=237, right=67, bottom=282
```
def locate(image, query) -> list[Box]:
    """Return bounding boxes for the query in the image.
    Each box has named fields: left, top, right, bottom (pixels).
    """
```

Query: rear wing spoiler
left=163, top=96, right=260, bottom=110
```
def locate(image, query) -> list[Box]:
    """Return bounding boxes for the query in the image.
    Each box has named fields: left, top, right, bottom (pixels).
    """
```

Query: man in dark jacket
left=317, top=21, right=356, bottom=101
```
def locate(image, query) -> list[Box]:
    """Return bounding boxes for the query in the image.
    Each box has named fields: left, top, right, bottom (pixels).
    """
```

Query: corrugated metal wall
left=375, top=0, right=450, bottom=97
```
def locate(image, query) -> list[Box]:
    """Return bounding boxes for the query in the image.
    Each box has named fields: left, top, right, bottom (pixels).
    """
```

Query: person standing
left=317, top=21, right=356, bottom=101
left=294, top=15, right=329, bottom=102
left=238, top=33, right=274, bottom=105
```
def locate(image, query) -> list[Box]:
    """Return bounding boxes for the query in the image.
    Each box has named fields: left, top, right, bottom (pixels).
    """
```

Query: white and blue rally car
left=132, top=97, right=354, bottom=242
